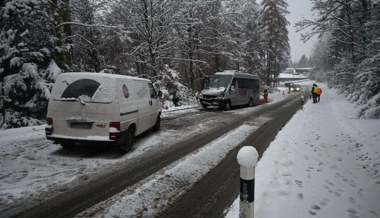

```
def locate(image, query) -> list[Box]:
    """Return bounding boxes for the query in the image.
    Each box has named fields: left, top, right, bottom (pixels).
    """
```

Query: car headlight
left=290, top=88, right=294, bottom=91
left=296, top=87, right=300, bottom=91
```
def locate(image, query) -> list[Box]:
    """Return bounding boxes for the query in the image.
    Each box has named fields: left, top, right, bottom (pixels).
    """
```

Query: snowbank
left=225, top=84, right=380, bottom=218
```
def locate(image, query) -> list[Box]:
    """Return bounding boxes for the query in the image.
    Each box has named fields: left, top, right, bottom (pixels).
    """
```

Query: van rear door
left=48, top=74, right=117, bottom=140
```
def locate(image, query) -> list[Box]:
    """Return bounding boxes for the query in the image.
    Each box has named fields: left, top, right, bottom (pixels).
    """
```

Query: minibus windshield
left=52, top=76, right=114, bottom=103
left=205, top=75, right=232, bottom=90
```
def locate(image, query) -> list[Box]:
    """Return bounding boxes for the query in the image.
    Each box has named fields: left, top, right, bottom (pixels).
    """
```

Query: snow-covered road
left=225, top=84, right=380, bottom=218
left=0, top=89, right=293, bottom=218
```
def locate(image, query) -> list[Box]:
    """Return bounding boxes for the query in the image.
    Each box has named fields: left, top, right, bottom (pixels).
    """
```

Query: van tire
left=153, top=116, right=161, bottom=131
left=223, top=101, right=231, bottom=111
left=120, top=127, right=135, bottom=152
left=60, top=143, right=74, bottom=149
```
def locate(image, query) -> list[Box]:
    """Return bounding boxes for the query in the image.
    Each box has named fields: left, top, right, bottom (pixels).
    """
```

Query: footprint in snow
left=281, top=172, right=292, bottom=177
left=297, top=193, right=304, bottom=200
left=319, top=198, right=329, bottom=206
left=281, top=160, right=294, bottom=167
left=347, top=208, right=359, bottom=218
left=348, top=196, right=356, bottom=204
left=295, top=180, right=303, bottom=188
left=311, top=205, right=321, bottom=210
left=308, top=205, right=321, bottom=216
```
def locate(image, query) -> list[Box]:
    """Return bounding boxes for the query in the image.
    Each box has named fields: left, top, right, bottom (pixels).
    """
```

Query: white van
left=45, top=72, right=162, bottom=151
left=198, top=71, right=260, bottom=110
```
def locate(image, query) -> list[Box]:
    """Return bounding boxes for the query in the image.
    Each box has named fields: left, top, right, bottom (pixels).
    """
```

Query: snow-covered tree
left=260, top=0, right=290, bottom=86
left=297, top=54, right=310, bottom=68
left=221, top=0, right=263, bottom=74
left=297, top=0, right=380, bottom=118
left=0, top=0, right=66, bottom=128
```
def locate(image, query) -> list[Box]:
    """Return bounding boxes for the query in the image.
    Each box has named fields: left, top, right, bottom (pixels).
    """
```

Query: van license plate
left=70, top=122, right=92, bottom=129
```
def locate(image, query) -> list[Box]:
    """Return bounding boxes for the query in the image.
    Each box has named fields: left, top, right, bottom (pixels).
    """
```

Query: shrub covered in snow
left=354, top=54, right=380, bottom=119
left=329, top=55, right=380, bottom=119
left=154, top=65, right=197, bottom=109
left=0, top=0, right=66, bottom=128
left=1, top=111, right=44, bottom=129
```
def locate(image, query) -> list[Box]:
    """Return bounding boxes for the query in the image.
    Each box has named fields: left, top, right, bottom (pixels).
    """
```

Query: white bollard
left=237, top=146, right=259, bottom=218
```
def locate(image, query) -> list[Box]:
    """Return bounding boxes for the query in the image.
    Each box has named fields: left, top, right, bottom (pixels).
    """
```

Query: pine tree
left=260, top=0, right=290, bottom=86
left=0, top=0, right=67, bottom=127
left=298, top=0, right=380, bottom=118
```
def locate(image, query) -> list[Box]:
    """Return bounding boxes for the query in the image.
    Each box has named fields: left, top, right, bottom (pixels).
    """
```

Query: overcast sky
left=286, top=0, right=317, bottom=63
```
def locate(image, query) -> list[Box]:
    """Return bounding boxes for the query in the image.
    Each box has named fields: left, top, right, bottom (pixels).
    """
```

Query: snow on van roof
left=215, top=70, right=259, bottom=78
left=58, top=72, right=151, bottom=82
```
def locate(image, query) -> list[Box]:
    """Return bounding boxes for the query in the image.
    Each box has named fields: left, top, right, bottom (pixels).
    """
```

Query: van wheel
left=153, top=116, right=161, bottom=131
left=223, top=101, right=231, bottom=111
left=120, top=127, right=135, bottom=152
left=248, top=98, right=254, bottom=107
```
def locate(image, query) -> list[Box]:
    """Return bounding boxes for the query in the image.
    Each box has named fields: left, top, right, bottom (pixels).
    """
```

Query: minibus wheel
left=223, top=101, right=231, bottom=111
left=248, top=98, right=254, bottom=107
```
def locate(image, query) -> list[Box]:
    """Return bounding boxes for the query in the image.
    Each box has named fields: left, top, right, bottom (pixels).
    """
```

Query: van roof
left=59, top=72, right=151, bottom=82
left=215, top=70, right=259, bottom=79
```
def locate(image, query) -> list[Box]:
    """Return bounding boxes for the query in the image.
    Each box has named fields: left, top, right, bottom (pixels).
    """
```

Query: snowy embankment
left=161, top=104, right=200, bottom=119
left=225, top=84, right=380, bottom=218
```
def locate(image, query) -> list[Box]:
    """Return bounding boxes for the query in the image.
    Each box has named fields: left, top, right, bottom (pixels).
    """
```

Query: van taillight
left=47, top=118, right=53, bottom=126
left=45, top=118, right=53, bottom=136
left=109, top=122, right=121, bottom=141
left=109, top=122, right=120, bottom=130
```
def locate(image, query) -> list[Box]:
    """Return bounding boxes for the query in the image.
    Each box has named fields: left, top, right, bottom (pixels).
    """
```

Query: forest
left=299, top=0, right=380, bottom=119
left=0, top=0, right=290, bottom=128
left=1, top=0, right=379, bottom=128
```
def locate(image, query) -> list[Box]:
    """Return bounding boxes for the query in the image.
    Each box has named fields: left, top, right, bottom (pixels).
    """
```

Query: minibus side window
left=231, top=79, right=238, bottom=90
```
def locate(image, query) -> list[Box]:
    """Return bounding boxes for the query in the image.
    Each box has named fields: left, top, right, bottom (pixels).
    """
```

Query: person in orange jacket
left=263, top=88, right=269, bottom=103
left=315, top=86, right=322, bottom=103
left=311, top=83, right=317, bottom=103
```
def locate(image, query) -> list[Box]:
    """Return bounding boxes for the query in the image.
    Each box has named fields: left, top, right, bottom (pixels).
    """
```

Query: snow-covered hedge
left=329, top=55, right=380, bottom=119
left=154, top=65, right=197, bottom=109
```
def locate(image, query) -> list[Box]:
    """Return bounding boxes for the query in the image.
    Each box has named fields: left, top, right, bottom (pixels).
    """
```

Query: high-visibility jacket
left=315, top=87, right=322, bottom=95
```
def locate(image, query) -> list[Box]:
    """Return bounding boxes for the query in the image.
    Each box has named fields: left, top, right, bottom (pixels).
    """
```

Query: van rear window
left=51, top=76, right=114, bottom=103
left=61, top=79, right=100, bottom=99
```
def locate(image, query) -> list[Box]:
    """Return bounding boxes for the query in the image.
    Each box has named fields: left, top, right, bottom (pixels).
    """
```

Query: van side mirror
left=158, top=90, right=163, bottom=98
left=202, top=77, right=210, bottom=89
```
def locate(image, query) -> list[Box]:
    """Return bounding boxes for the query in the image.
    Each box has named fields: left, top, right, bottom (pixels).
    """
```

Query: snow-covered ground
left=92, top=122, right=266, bottom=218
left=225, top=84, right=380, bottom=218
left=161, top=104, right=200, bottom=119
left=0, top=112, right=213, bottom=213
left=0, top=90, right=291, bottom=215
left=278, top=73, right=308, bottom=79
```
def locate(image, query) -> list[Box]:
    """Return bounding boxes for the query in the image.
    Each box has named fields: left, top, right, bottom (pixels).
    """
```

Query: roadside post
left=237, top=146, right=259, bottom=218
